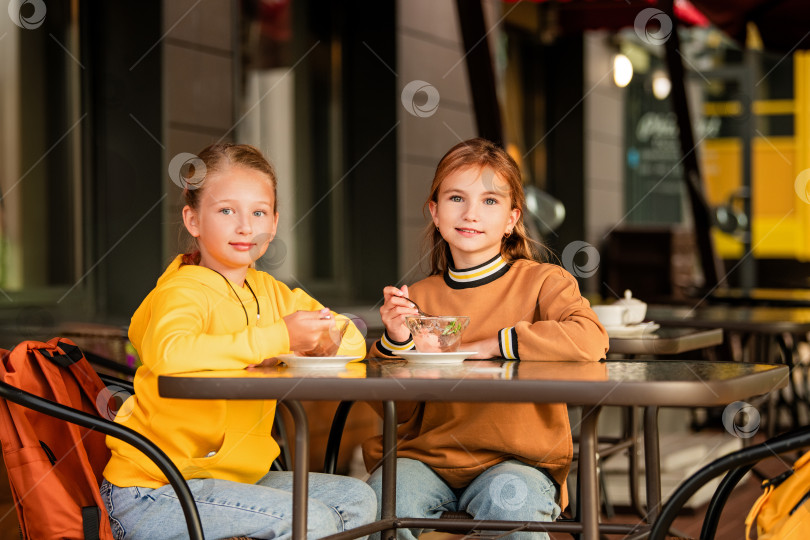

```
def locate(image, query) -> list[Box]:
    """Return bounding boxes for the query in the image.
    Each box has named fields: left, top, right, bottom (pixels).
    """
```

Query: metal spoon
left=403, top=296, right=436, bottom=318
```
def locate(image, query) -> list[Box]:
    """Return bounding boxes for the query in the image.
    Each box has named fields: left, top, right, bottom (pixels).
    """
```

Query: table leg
left=283, top=400, right=309, bottom=540
left=579, top=404, right=602, bottom=540
left=381, top=401, right=397, bottom=540
left=760, top=334, right=778, bottom=438
left=777, top=333, right=802, bottom=428
left=627, top=406, right=645, bottom=518
left=643, top=406, right=661, bottom=523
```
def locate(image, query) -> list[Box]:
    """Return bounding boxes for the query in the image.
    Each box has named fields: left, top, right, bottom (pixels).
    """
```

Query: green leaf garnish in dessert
left=441, top=320, right=462, bottom=335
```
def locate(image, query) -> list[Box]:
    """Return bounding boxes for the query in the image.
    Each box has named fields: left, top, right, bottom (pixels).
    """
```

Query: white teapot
left=612, top=290, right=647, bottom=324
left=592, top=290, right=647, bottom=327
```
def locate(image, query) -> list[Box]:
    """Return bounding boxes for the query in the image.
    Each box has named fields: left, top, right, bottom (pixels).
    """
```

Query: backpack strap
left=39, top=342, right=84, bottom=368
left=746, top=484, right=774, bottom=540
left=58, top=341, right=85, bottom=364
left=0, top=355, right=25, bottom=453
left=81, top=506, right=101, bottom=540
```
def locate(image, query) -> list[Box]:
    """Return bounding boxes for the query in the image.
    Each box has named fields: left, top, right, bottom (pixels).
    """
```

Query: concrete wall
left=584, top=31, right=626, bottom=294
left=395, top=1, right=620, bottom=293
left=161, top=0, right=237, bottom=263
left=395, top=0, right=497, bottom=284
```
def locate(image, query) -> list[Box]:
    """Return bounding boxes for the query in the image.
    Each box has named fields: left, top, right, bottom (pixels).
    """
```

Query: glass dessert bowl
left=406, top=316, right=470, bottom=353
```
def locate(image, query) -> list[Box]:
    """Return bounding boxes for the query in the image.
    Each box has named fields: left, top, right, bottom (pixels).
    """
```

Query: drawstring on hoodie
left=210, top=269, right=261, bottom=325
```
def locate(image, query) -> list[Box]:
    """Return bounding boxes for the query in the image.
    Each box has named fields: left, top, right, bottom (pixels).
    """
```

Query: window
left=0, top=2, right=83, bottom=298
left=237, top=0, right=397, bottom=305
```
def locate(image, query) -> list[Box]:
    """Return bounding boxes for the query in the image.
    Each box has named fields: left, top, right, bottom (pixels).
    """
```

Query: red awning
left=504, top=0, right=810, bottom=52
left=502, top=0, right=709, bottom=33
left=689, top=0, right=810, bottom=52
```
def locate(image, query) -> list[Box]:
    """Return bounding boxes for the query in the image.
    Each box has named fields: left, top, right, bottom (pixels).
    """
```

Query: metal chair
left=325, top=401, right=568, bottom=535
left=649, top=426, right=810, bottom=540
left=323, top=400, right=356, bottom=475
left=324, top=401, right=480, bottom=533
left=86, top=349, right=291, bottom=472
left=0, top=370, right=204, bottom=539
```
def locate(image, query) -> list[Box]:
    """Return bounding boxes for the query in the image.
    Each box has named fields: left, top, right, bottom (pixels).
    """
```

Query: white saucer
left=604, top=321, right=660, bottom=338
left=278, top=354, right=360, bottom=369
left=397, top=351, right=477, bottom=364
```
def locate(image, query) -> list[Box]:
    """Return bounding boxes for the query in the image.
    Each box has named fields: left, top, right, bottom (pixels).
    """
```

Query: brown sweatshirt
left=363, top=256, right=609, bottom=510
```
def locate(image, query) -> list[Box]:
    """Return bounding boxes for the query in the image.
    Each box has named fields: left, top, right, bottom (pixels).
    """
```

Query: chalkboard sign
left=624, top=78, right=719, bottom=224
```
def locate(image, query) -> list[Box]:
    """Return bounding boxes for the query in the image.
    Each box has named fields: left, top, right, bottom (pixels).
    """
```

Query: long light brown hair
left=422, top=138, right=541, bottom=275
left=179, top=143, right=278, bottom=265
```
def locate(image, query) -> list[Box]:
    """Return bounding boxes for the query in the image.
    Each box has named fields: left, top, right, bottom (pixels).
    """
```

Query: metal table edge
left=158, top=364, right=788, bottom=407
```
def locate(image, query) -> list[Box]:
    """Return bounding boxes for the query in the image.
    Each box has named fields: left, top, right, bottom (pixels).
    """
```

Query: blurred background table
left=608, top=327, right=723, bottom=357
left=603, top=326, right=724, bottom=519
left=707, top=288, right=810, bottom=308
left=648, top=305, right=810, bottom=432
left=647, top=305, right=810, bottom=335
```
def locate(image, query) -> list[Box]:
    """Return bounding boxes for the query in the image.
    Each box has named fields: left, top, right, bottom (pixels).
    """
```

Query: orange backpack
left=0, top=338, right=114, bottom=539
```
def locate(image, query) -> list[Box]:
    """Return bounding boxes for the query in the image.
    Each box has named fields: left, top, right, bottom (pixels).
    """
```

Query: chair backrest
left=650, top=426, right=810, bottom=540
left=0, top=338, right=114, bottom=539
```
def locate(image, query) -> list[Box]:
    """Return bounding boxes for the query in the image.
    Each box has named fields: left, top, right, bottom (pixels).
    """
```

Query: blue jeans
left=101, top=471, right=376, bottom=539
left=367, top=458, right=560, bottom=540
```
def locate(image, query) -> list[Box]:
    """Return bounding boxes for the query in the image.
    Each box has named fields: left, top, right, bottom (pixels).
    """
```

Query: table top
left=608, top=327, right=723, bottom=355
left=158, top=359, right=787, bottom=408
left=647, top=305, right=810, bottom=334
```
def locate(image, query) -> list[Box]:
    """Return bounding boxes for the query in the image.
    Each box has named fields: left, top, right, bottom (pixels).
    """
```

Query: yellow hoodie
left=103, top=255, right=365, bottom=488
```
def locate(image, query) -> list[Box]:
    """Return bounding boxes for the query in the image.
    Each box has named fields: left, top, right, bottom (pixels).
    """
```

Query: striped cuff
left=498, top=327, right=519, bottom=360
left=377, top=330, right=415, bottom=356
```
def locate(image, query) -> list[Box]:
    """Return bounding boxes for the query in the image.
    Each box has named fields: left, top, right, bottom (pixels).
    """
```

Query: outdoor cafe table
left=646, top=305, right=810, bottom=392
left=646, top=305, right=810, bottom=336
left=648, top=305, right=810, bottom=430
left=158, top=359, right=787, bottom=540
left=608, top=326, right=723, bottom=356
left=708, top=287, right=810, bottom=308
left=604, top=327, right=724, bottom=518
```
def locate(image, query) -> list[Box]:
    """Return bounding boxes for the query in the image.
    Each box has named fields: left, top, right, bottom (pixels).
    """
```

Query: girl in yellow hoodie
left=101, top=143, right=375, bottom=539
left=365, top=138, right=609, bottom=540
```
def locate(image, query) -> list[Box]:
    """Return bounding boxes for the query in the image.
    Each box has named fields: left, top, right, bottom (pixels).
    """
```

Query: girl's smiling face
left=429, top=166, right=520, bottom=269
left=183, top=165, right=279, bottom=283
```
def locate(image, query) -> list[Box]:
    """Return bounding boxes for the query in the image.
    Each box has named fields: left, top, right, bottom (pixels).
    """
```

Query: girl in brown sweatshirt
left=364, top=138, right=609, bottom=540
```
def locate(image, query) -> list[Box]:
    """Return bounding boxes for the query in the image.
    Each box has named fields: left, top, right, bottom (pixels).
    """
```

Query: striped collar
left=444, top=254, right=511, bottom=289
